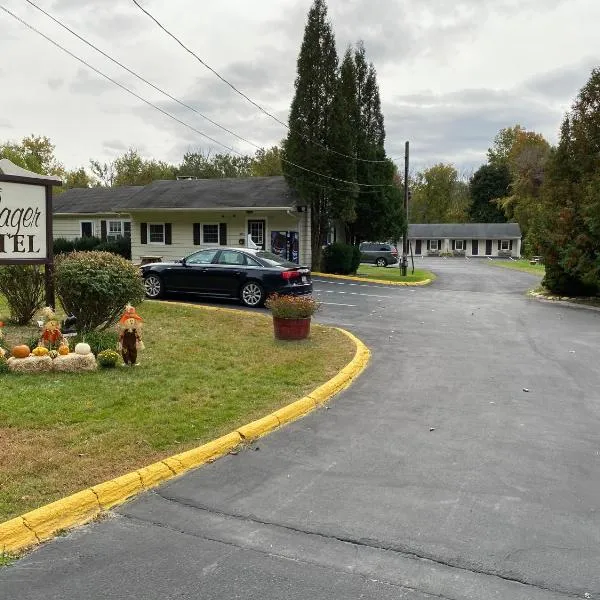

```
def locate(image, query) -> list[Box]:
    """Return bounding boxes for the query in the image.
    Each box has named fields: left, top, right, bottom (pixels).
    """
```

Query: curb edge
left=312, top=272, right=432, bottom=286
left=0, top=311, right=370, bottom=555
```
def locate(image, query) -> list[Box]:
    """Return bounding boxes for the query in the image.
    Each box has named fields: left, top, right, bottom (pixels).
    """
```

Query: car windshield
left=255, top=251, right=297, bottom=268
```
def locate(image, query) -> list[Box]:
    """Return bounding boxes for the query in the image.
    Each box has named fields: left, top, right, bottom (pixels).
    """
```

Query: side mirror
left=180, top=257, right=187, bottom=266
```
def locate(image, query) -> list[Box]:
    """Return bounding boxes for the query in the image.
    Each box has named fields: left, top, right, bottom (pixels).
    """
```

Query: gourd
left=58, top=343, right=70, bottom=356
left=48, top=350, right=59, bottom=359
left=32, top=346, right=50, bottom=357
left=12, top=345, right=30, bottom=359
left=75, top=342, right=91, bottom=355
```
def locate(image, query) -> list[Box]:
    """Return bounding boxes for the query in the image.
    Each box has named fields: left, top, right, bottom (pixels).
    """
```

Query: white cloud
left=1, top=0, right=598, bottom=173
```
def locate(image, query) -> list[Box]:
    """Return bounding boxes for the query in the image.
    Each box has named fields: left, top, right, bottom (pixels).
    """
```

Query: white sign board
left=0, top=181, right=47, bottom=259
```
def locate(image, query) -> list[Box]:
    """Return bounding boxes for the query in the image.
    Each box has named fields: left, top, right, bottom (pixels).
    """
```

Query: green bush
left=0, top=265, right=45, bottom=325
left=322, top=243, right=359, bottom=275
left=54, top=236, right=131, bottom=259
left=55, top=251, right=145, bottom=331
left=71, top=330, right=119, bottom=355
left=0, top=355, right=9, bottom=374
left=96, top=237, right=131, bottom=260
left=542, top=262, right=598, bottom=297
left=97, top=349, right=121, bottom=368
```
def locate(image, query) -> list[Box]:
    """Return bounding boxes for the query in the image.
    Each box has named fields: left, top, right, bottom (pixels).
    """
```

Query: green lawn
left=489, top=259, right=545, bottom=276
left=355, top=265, right=434, bottom=283
left=0, top=300, right=355, bottom=522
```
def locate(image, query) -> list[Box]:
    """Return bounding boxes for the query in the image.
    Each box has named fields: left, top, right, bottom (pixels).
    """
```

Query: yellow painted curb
left=0, top=307, right=370, bottom=554
left=312, top=272, right=432, bottom=286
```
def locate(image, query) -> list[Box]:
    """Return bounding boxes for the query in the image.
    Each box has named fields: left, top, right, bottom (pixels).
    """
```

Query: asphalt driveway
left=2, top=259, right=599, bottom=600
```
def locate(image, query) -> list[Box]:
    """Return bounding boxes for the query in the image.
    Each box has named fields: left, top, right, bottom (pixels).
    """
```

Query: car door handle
left=234, top=271, right=242, bottom=276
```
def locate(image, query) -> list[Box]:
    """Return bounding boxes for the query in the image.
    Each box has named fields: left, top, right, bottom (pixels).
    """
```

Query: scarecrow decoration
left=117, top=304, right=144, bottom=366
left=39, top=307, right=64, bottom=350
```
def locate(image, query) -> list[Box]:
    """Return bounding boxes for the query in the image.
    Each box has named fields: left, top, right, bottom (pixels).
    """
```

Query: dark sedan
left=140, top=247, right=312, bottom=307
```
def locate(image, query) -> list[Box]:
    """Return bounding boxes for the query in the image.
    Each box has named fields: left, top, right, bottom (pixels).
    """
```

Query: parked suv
left=359, top=242, right=399, bottom=266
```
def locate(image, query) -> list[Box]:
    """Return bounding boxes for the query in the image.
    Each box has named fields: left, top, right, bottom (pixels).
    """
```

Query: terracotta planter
left=273, top=316, right=311, bottom=340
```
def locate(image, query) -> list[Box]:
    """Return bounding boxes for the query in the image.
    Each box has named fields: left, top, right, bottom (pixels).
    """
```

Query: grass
left=489, top=259, right=545, bottom=276
left=0, top=299, right=355, bottom=522
left=355, top=265, right=435, bottom=283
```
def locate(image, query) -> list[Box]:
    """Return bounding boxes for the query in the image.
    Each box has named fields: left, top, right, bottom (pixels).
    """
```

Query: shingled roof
left=53, top=186, right=143, bottom=214
left=408, top=223, right=521, bottom=239
left=52, top=177, right=298, bottom=213
left=119, top=176, right=298, bottom=210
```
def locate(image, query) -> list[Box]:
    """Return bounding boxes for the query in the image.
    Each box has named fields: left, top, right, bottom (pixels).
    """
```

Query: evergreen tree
left=538, top=68, right=600, bottom=295
left=346, top=43, right=405, bottom=243
left=283, top=0, right=354, bottom=269
left=468, top=163, right=510, bottom=223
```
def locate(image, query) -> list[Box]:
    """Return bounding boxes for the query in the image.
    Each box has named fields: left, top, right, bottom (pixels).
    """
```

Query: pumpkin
left=75, top=342, right=91, bottom=356
left=58, top=343, right=70, bottom=356
left=12, top=345, right=30, bottom=359
left=32, top=346, right=50, bottom=357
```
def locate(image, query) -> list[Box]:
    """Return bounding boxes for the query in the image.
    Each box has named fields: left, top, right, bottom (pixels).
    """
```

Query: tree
left=409, top=163, right=470, bottom=223
left=250, top=147, right=283, bottom=176
left=90, top=159, right=116, bottom=187
left=492, top=128, right=551, bottom=253
left=468, top=164, right=510, bottom=223
left=487, top=125, right=524, bottom=167
left=178, top=151, right=252, bottom=179
left=537, top=68, right=600, bottom=295
left=344, top=43, right=404, bottom=243
left=56, top=168, right=94, bottom=194
left=113, top=148, right=176, bottom=186
left=0, top=135, right=63, bottom=176
left=283, top=0, right=355, bottom=268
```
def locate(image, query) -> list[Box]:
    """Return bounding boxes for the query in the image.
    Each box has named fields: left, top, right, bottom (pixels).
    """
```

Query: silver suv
left=359, top=242, right=399, bottom=266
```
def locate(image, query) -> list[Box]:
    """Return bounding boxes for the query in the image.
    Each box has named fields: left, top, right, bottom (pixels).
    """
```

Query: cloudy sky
left=1, top=0, right=599, bottom=176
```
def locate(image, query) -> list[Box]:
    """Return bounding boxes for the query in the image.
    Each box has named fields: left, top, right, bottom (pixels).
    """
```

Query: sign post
left=0, top=159, right=62, bottom=307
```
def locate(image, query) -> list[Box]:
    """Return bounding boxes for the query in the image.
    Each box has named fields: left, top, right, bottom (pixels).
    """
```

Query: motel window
left=202, top=224, right=219, bottom=244
left=501, top=240, right=510, bottom=251
left=149, top=224, right=165, bottom=244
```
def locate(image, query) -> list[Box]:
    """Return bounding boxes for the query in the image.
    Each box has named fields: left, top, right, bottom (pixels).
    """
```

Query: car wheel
left=144, top=274, right=164, bottom=299
left=240, top=281, right=265, bottom=307
left=375, top=257, right=387, bottom=267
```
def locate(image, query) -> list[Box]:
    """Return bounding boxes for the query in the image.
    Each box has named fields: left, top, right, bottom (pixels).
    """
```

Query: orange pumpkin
left=12, top=345, right=30, bottom=359
left=58, top=344, right=69, bottom=356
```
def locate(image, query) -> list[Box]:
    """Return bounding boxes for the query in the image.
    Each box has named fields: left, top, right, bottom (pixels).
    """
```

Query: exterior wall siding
left=131, top=210, right=306, bottom=264
left=410, top=238, right=521, bottom=258
left=53, top=217, right=99, bottom=239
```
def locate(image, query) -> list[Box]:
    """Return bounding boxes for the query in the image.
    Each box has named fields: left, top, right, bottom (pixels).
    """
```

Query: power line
left=1, top=4, right=393, bottom=189
left=129, top=0, right=403, bottom=165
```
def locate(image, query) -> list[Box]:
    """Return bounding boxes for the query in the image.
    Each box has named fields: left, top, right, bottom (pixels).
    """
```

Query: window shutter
left=452, top=240, right=456, bottom=250
left=140, top=223, right=147, bottom=245
left=165, top=223, right=172, bottom=245
left=497, top=240, right=501, bottom=251
left=464, top=240, right=467, bottom=248
left=219, top=223, right=227, bottom=246
left=427, top=240, right=430, bottom=251
left=438, top=239, right=442, bottom=250
left=510, top=240, right=513, bottom=250
left=100, top=220, right=107, bottom=241
left=193, top=223, right=200, bottom=245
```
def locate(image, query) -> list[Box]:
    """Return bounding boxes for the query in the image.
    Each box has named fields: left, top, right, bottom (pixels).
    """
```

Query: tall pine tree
left=283, top=0, right=356, bottom=269
left=345, top=43, right=405, bottom=243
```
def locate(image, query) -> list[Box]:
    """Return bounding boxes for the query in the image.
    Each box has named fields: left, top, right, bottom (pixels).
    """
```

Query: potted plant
left=265, top=294, right=320, bottom=341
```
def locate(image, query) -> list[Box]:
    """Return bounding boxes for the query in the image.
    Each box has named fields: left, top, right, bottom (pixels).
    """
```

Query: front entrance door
left=415, top=240, right=422, bottom=255
left=485, top=239, right=493, bottom=255
left=248, top=220, right=266, bottom=250
left=81, top=221, right=93, bottom=238
left=472, top=240, right=478, bottom=256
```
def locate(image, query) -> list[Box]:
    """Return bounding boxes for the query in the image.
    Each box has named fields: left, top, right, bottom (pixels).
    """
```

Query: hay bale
left=52, top=352, right=97, bottom=373
left=7, top=356, right=53, bottom=373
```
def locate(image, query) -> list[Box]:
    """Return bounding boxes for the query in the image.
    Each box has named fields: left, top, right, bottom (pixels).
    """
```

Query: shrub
left=71, top=330, right=119, bottom=355
left=96, top=237, right=131, bottom=260
left=97, top=349, right=121, bottom=368
left=0, top=355, right=8, bottom=374
left=322, top=243, right=359, bottom=275
left=55, top=251, right=145, bottom=331
left=265, top=294, right=320, bottom=318
left=0, top=265, right=45, bottom=325
left=543, top=262, right=598, bottom=297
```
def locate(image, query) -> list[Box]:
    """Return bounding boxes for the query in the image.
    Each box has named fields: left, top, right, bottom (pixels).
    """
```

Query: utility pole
left=401, top=141, right=410, bottom=276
